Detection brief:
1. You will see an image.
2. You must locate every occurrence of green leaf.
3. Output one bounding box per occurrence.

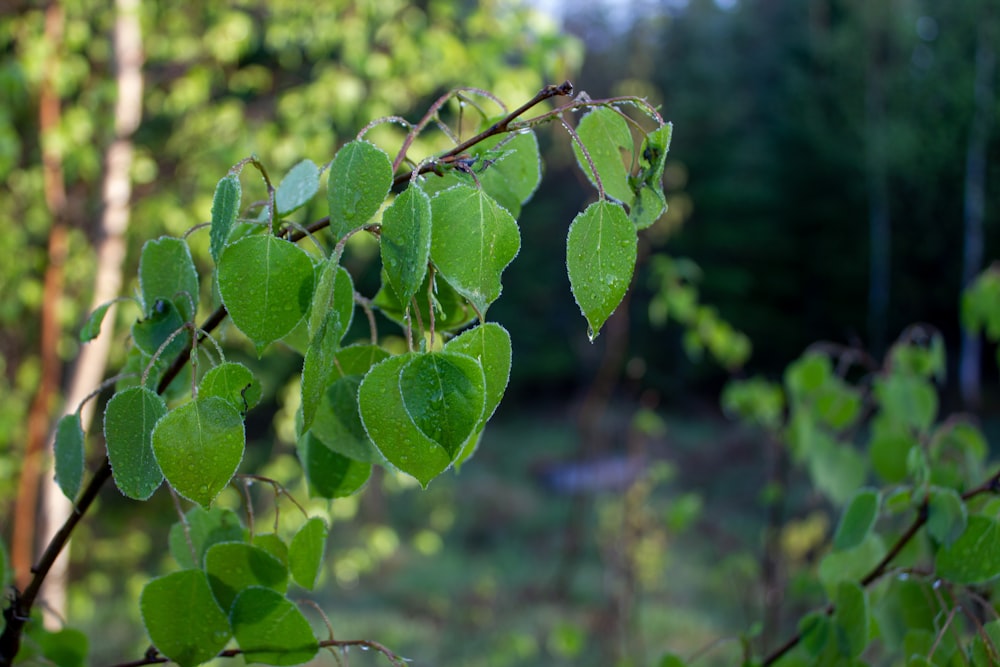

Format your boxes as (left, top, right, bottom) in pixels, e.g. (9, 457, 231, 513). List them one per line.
(289, 517, 327, 590)
(28, 627, 88, 667)
(566, 200, 637, 340)
(104, 387, 168, 500)
(373, 269, 477, 332)
(969, 619, 1000, 666)
(833, 488, 880, 551)
(308, 261, 354, 341)
(218, 235, 315, 354)
(630, 124, 672, 229)
(926, 487, 967, 547)
(79, 301, 113, 342)
(785, 353, 831, 403)
(54, 413, 85, 500)
(358, 354, 452, 487)
(0, 536, 8, 588)
(199, 362, 262, 414)
(275, 159, 319, 215)
(300, 310, 349, 433)
(230, 587, 319, 666)
(168, 506, 247, 569)
(657, 653, 688, 667)
(819, 535, 886, 595)
(296, 432, 372, 498)
(573, 106, 634, 203)
(430, 184, 521, 314)
(935, 515, 1000, 584)
(868, 416, 915, 483)
(210, 173, 242, 263)
(381, 184, 432, 303)
(139, 237, 200, 322)
(443, 322, 511, 426)
(327, 140, 393, 240)
(140, 570, 232, 667)
(205, 542, 288, 611)
(253, 534, 288, 568)
(807, 433, 867, 505)
(131, 298, 189, 360)
(331, 343, 391, 378)
(875, 373, 938, 433)
(152, 397, 245, 507)
(310, 375, 383, 462)
(798, 612, 831, 656)
(832, 582, 868, 657)
(399, 351, 486, 458)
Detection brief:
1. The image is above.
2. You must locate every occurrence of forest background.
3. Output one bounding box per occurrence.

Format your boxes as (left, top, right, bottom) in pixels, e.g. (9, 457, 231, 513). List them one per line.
(1, 0, 998, 665)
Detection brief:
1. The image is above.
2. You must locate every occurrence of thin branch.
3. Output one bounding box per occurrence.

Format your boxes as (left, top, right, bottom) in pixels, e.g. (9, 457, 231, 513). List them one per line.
(110, 638, 408, 667)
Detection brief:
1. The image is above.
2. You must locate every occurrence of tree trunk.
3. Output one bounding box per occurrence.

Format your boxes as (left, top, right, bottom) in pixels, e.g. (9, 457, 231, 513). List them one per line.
(959, 19, 996, 409)
(35, 0, 144, 624)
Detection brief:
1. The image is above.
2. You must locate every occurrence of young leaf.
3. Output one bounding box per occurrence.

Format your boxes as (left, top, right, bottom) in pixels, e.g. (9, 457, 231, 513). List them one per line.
(935, 515, 1000, 584)
(288, 517, 327, 590)
(358, 354, 452, 487)
(230, 587, 319, 666)
(833, 488, 880, 551)
(168, 506, 247, 569)
(327, 140, 393, 240)
(54, 413, 85, 500)
(373, 269, 476, 332)
(131, 298, 189, 360)
(140, 570, 232, 667)
(630, 123, 672, 229)
(104, 387, 167, 500)
(331, 344, 391, 378)
(573, 106, 634, 204)
(443, 322, 512, 425)
(152, 397, 245, 507)
(275, 159, 319, 216)
(199, 362, 262, 414)
(308, 261, 354, 341)
(210, 173, 242, 263)
(926, 487, 967, 547)
(139, 237, 200, 322)
(300, 309, 348, 433)
(217, 235, 315, 354)
(399, 351, 486, 458)
(79, 301, 113, 343)
(296, 432, 372, 499)
(430, 184, 521, 314)
(566, 200, 637, 340)
(205, 542, 288, 611)
(380, 184, 432, 303)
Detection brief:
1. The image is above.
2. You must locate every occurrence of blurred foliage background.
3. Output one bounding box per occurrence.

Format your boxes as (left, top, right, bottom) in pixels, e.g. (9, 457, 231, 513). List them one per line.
(2, 0, 999, 665)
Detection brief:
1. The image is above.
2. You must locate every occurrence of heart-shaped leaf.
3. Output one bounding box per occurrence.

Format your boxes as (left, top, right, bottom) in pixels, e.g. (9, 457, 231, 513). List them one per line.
(566, 200, 637, 340)
(327, 140, 393, 240)
(296, 432, 372, 499)
(430, 184, 520, 314)
(139, 237, 200, 322)
(444, 322, 512, 425)
(288, 517, 327, 590)
(210, 174, 242, 263)
(230, 587, 319, 666)
(199, 362, 261, 414)
(399, 351, 486, 458)
(140, 570, 232, 667)
(218, 235, 315, 354)
(380, 184, 432, 303)
(358, 354, 452, 487)
(573, 106, 634, 204)
(275, 159, 319, 216)
(152, 397, 245, 507)
(104, 386, 167, 500)
(205, 542, 287, 611)
(54, 413, 85, 500)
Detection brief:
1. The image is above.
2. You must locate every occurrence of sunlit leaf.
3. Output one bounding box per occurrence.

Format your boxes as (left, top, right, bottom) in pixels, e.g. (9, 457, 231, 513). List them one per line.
(358, 354, 452, 487)
(140, 570, 231, 667)
(430, 184, 521, 314)
(54, 413, 84, 500)
(327, 140, 393, 240)
(399, 351, 486, 458)
(275, 159, 319, 215)
(199, 362, 261, 414)
(139, 237, 200, 322)
(230, 587, 319, 666)
(152, 397, 245, 507)
(218, 235, 315, 354)
(289, 517, 327, 590)
(210, 173, 242, 264)
(104, 387, 167, 500)
(566, 200, 637, 340)
(296, 432, 372, 499)
(381, 184, 432, 303)
(573, 106, 634, 203)
(168, 506, 246, 569)
(205, 542, 287, 611)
